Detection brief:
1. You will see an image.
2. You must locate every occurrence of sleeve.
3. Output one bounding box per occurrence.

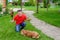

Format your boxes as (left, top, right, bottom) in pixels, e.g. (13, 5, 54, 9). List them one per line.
(24, 14, 27, 20)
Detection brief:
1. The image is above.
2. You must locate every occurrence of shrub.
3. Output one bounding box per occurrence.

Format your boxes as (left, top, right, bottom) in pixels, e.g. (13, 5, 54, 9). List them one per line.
(0, 4, 2, 17)
(24, 2, 31, 6)
(24, 0, 36, 6)
(3, 7, 9, 15)
(8, 3, 12, 7)
(12, 0, 18, 6)
(12, 2, 18, 6)
(58, 2, 60, 5)
(29, 0, 36, 6)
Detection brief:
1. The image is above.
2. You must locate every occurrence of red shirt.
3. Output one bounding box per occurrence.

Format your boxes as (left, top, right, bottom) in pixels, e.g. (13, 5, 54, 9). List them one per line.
(14, 14, 27, 24)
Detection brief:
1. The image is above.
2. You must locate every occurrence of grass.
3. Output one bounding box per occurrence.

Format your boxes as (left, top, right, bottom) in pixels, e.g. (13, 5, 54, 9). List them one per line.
(34, 9, 60, 27)
(7, 4, 21, 9)
(0, 14, 54, 40)
(25, 6, 60, 11)
(25, 6, 60, 27)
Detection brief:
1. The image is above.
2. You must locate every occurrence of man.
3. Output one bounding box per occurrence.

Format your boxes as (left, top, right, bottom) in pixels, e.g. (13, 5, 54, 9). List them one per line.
(12, 10, 27, 32)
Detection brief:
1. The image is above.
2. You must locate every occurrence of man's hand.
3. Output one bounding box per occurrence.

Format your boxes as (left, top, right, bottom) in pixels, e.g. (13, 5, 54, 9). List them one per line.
(27, 18, 31, 21)
(11, 20, 14, 23)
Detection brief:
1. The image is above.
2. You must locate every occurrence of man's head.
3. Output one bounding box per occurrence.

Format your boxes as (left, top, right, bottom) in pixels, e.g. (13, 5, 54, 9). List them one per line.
(17, 10, 22, 16)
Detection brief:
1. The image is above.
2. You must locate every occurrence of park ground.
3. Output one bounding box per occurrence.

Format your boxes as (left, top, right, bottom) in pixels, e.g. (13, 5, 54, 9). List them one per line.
(0, 13, 54, 40)
(0, 5, 60, 40)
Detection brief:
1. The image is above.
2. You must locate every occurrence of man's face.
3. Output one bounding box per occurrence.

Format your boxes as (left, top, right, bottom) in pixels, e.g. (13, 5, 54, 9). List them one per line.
(18, 11, 22, 16)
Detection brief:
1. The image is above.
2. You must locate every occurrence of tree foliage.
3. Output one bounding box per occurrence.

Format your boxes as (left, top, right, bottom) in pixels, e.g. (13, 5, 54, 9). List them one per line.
(53, 0, 58, 3)
(18, 0, 21, 5)
(29, 0, 36, 6)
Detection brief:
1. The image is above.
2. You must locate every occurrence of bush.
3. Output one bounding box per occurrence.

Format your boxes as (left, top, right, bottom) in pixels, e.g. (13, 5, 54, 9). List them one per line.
(29, 0, 36, 6)
(0, 4, 2, 17)
(3, 7, 9, 15)
(48, 4, 50, 8)
(8, 3, 13, 7)
(12, 2, 18, 6)
(24, 0, 36, 6)
(12, 0, 18, 6)
(58, 2, 60, 5)
(24, 2, 31, 6)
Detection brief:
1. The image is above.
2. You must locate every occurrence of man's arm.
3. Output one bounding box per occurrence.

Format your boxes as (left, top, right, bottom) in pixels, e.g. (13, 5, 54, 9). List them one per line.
(24, 14, 31, 21)
(25, 17, 31, 21)
(26, 17, 31, 21)
(11, 15, 16, 22)
(11, 19, 14, 22)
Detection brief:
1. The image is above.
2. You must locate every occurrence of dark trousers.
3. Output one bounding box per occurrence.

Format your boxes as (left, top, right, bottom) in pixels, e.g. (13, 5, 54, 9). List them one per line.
(16, 22, 26, 32)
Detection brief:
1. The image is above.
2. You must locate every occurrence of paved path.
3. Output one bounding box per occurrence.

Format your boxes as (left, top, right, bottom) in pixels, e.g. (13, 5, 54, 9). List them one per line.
(13, 8, 25, 12)
(23, 11, 60, 40)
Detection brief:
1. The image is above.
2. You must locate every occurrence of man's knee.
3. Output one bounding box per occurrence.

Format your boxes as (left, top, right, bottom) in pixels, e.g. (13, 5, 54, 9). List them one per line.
(21, 22, 26, 27)
(16, 24, 20, 32)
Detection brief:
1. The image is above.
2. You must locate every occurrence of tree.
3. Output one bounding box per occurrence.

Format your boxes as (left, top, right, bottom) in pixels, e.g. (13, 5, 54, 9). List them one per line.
(21, 0, 22, 11)
(43, 0, 47, 8)
(46, 0, 49, 11)
(3, 0, 9, 15)
(6, 0, 8, 5)
(29, 0, 36, 6)
(0, 5, 2, 12)
(43, 0, 49, 8)
(36, 0, 40, 13)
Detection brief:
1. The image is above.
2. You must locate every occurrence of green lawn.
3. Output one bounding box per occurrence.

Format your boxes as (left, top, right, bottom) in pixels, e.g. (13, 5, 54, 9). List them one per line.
(25, 6, 60, 11)
(0, 14, 54, 40)
(34, 9, 60, 27)
(7, 4, 21, 9)
(25, 6, 60, 27)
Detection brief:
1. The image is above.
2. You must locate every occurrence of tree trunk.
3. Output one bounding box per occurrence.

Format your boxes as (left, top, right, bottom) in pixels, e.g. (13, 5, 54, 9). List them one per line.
(36, 0, 39, 13)
(46, 0, 49, 11)
(3, 0, 6, 8)
(21, 0, 22, 11)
